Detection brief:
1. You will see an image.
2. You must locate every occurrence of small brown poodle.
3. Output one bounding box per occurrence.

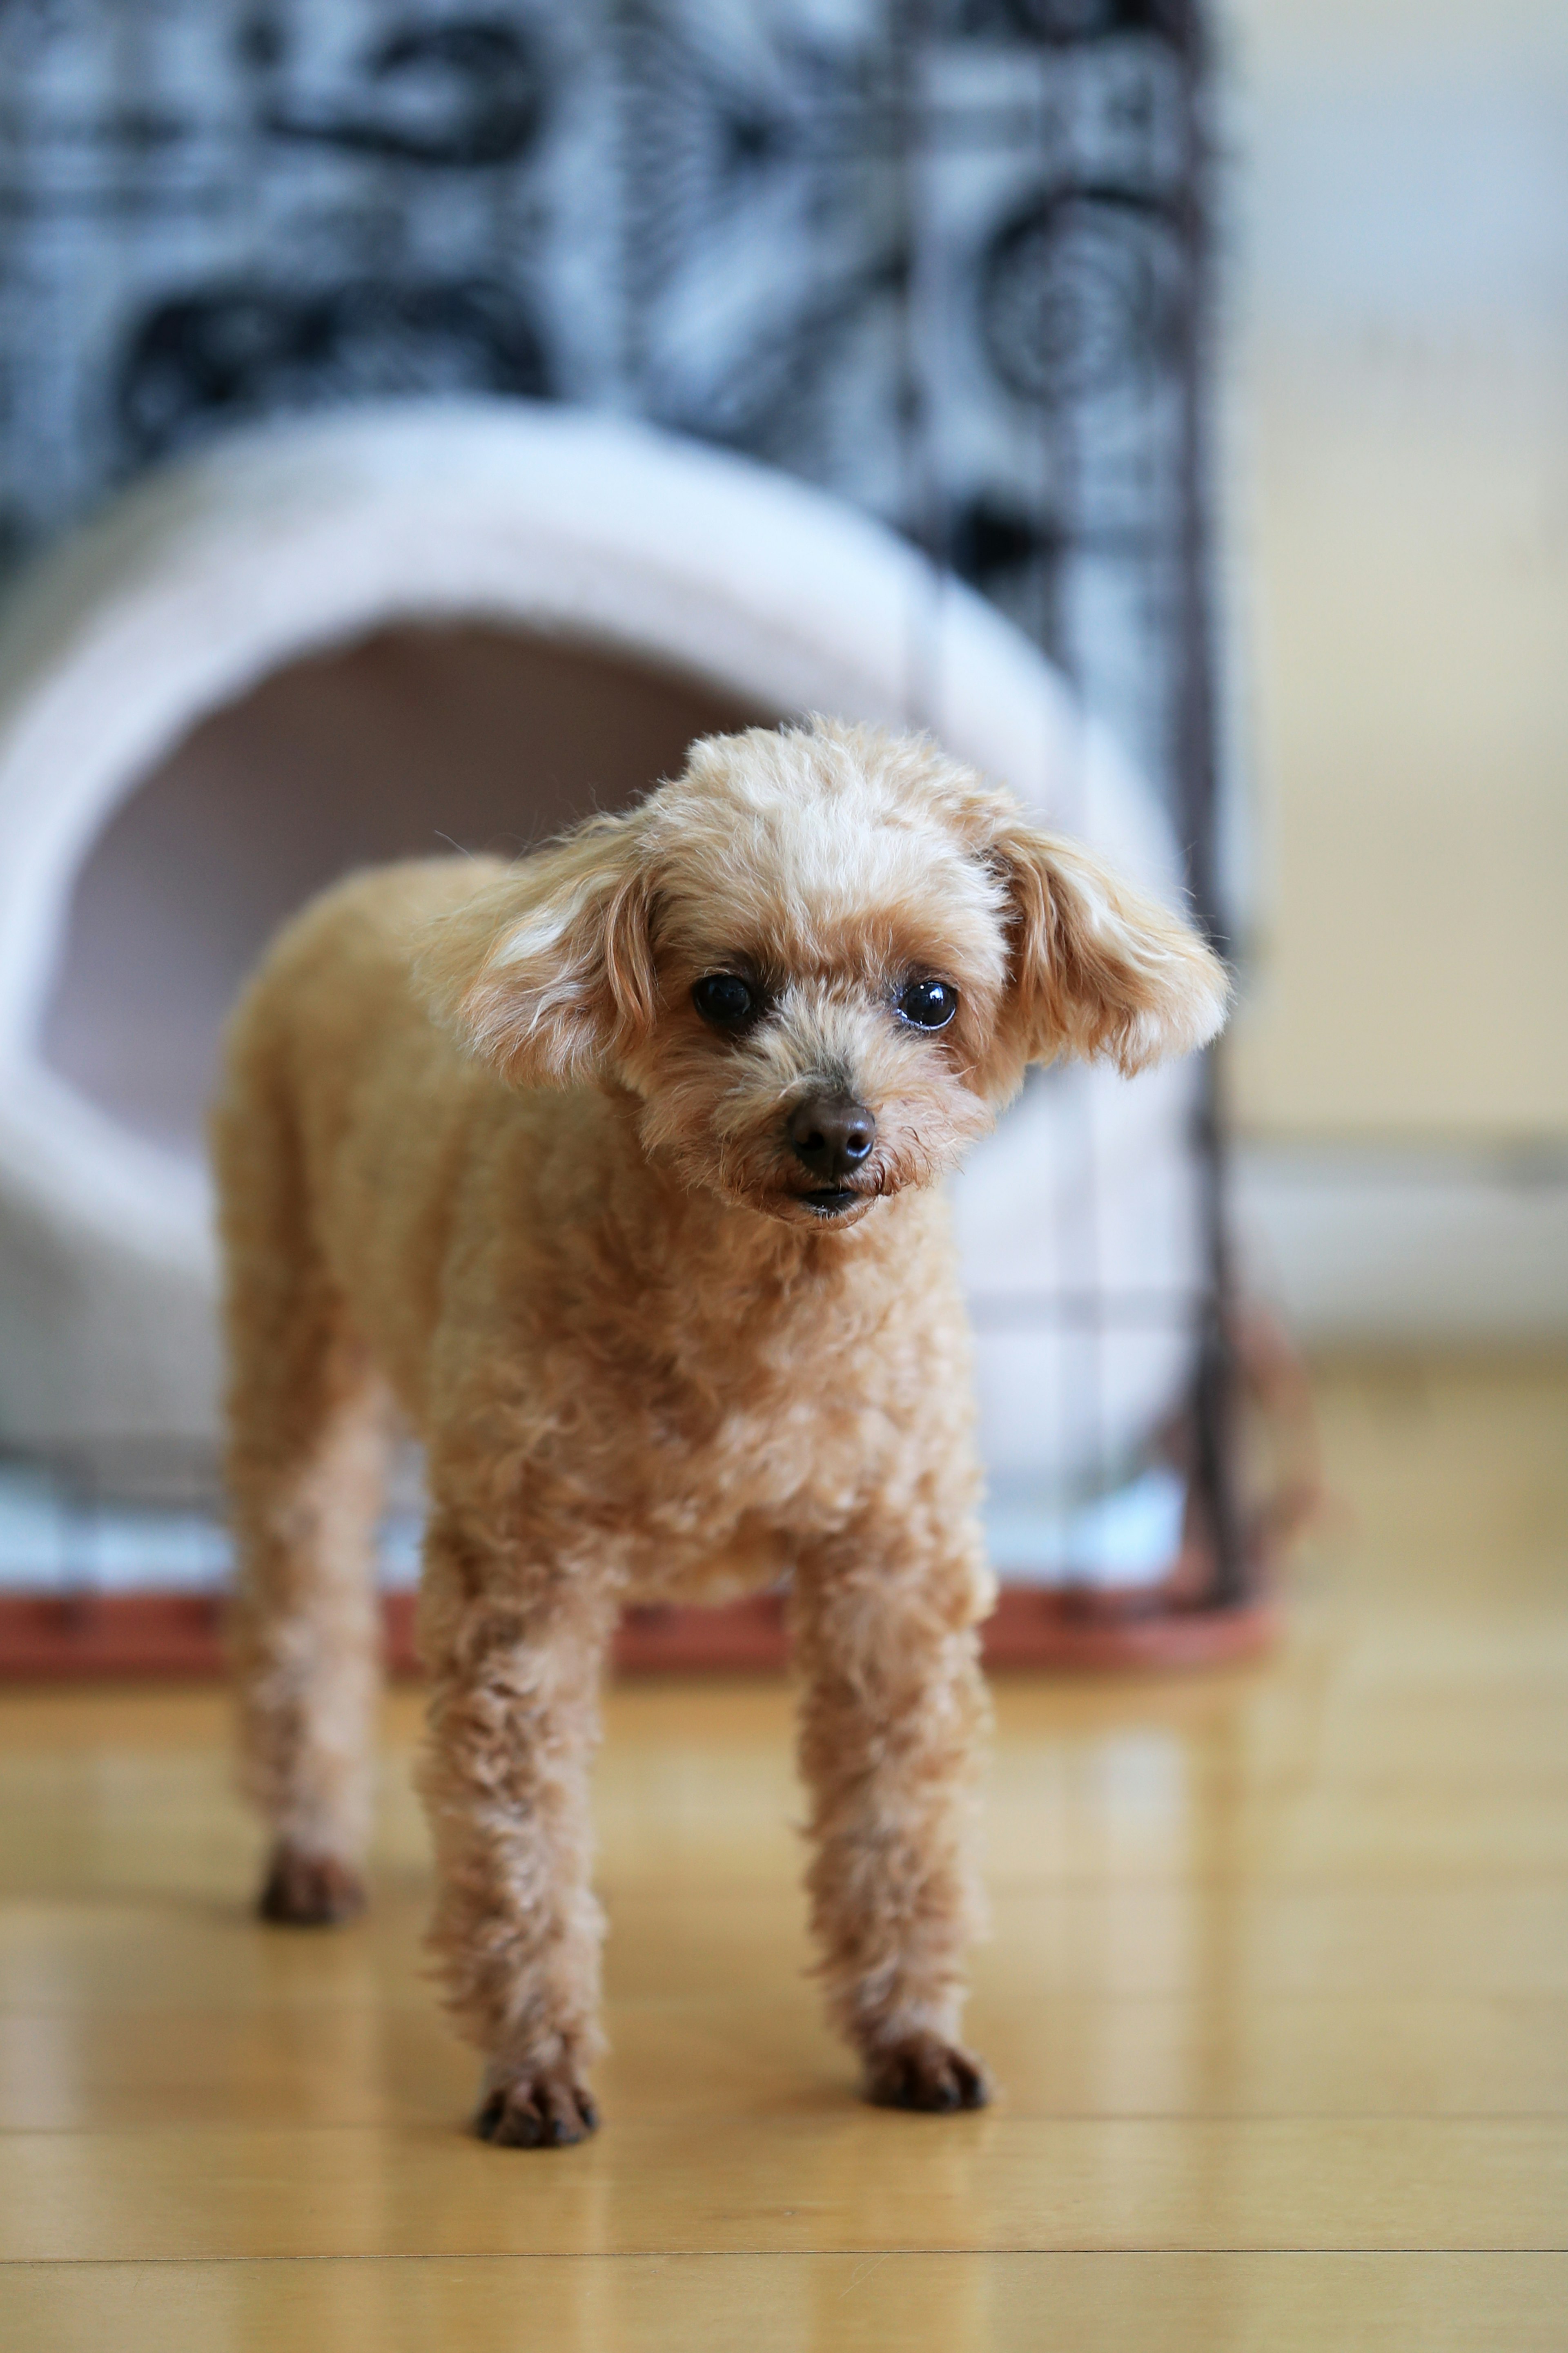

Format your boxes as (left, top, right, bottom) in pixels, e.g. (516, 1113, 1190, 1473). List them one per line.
(214, 718, 1227, 2147)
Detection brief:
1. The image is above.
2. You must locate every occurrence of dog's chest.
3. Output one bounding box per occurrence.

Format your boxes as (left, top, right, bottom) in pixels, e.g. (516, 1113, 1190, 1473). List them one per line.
(621, 1316, 898, 1515)
(615, 1378, 902, 1600)
(545, 1265, 954, 1588)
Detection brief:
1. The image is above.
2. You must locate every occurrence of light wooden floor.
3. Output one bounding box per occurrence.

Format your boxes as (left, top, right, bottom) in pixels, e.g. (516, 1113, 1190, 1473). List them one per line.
(1, 1358, 1565, 2349)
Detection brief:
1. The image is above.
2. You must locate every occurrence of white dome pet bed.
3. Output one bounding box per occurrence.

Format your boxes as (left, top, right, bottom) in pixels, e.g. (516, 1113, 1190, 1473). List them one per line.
(0, 400, 1205, 1571)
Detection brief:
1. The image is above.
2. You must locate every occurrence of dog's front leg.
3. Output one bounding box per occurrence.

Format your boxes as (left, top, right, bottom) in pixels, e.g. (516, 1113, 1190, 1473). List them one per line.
(416, 1508, 615, 2148)
(792, 1512, 994, 2112)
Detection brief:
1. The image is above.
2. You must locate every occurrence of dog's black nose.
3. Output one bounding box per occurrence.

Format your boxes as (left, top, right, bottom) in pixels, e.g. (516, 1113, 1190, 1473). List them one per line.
(787, 1094, 876, 1181)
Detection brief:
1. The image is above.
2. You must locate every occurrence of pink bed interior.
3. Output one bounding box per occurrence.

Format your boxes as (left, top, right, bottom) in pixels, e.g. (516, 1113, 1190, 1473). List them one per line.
(40, 624, 766, 1156)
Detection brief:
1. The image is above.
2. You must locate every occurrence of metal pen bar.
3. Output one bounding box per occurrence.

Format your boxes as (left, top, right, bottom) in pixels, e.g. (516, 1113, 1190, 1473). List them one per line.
(967, 1290, 1209, 1330)
(1170, 4, 1245, 1606)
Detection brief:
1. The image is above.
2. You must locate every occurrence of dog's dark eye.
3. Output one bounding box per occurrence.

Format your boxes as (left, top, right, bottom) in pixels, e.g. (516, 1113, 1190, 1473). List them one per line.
(897, 979, 958, 1031)
(693, 973, 760, 1030)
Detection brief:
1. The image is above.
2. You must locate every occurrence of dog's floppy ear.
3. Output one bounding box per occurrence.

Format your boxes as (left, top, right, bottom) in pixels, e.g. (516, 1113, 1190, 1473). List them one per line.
(419, 812, 658, 1085)
(991, 819, 1230, 1076)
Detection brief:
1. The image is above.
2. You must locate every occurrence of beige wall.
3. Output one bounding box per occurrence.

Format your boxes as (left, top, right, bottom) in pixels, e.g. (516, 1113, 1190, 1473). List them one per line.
(1224, 0, 1568, 1144)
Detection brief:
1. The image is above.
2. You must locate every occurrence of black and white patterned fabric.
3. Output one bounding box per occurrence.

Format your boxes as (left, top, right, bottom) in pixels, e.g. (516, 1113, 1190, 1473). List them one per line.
(0, 0, 1212, 820)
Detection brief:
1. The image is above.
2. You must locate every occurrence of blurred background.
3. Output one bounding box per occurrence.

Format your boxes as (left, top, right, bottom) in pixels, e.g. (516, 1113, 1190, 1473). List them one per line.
(0, 0, 1562, 1660)
(1227, 0, 1568, 1345)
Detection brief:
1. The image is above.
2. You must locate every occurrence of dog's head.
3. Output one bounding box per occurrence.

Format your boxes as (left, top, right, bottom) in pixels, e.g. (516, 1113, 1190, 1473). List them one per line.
(422, 720, 1229, 1229)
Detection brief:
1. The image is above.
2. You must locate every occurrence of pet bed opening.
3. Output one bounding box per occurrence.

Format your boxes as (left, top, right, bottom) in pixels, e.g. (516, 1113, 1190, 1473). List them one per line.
(38, 622, 765, 1159)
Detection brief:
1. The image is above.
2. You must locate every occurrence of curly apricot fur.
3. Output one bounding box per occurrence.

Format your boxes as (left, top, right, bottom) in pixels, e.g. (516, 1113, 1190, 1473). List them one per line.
(215, 720, 1227, 2136)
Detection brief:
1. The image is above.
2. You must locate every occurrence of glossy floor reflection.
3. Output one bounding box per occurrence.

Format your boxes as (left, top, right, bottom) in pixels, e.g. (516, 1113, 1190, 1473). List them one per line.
(1, 1357, 1566, 2347)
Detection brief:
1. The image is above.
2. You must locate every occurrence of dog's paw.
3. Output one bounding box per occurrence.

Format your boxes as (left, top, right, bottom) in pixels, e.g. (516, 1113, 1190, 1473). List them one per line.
(475, 2070, 600, 2150)
(257, 1845, 366, 1927)
(865, 2032, 991, 2114)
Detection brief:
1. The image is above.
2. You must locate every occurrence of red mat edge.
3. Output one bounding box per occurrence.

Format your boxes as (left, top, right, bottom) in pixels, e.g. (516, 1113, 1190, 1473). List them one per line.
(0, 1584, 1274, 1680)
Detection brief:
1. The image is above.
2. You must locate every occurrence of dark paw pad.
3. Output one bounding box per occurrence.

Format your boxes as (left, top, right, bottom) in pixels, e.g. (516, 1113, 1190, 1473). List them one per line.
(476, 2071, 599, 2150)
(257, 1847, 366, 1927)
(866, 2033, 991, 2114)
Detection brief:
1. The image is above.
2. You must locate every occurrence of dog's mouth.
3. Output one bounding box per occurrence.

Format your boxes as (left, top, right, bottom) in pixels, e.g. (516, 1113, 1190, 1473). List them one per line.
(799, 1187, 862, 1217)
(771, 1182, 879, 1225)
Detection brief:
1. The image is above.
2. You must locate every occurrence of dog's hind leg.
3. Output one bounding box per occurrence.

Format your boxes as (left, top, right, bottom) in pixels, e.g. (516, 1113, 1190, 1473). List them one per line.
(217, 1066, 390, 1927)
(416, 1500, 616, 2146)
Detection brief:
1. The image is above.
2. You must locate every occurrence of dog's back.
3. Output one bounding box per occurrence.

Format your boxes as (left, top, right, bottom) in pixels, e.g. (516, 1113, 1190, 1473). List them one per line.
(212, 856, 513, 1423)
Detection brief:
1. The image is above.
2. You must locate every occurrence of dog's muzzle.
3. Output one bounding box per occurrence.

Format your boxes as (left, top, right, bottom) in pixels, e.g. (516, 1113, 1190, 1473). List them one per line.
(786, 1093, 876, 1184)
